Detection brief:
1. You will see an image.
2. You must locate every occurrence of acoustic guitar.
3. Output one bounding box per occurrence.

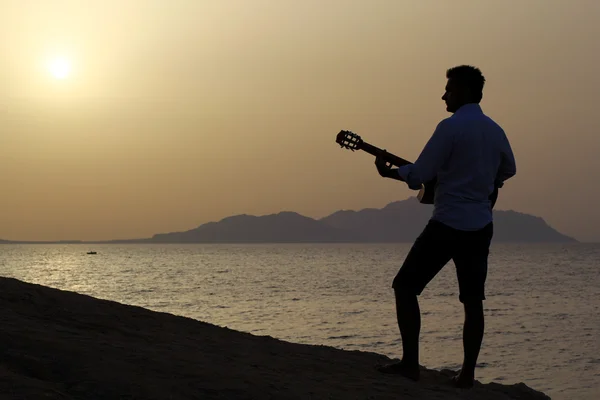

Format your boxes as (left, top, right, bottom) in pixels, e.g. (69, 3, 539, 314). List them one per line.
(335, 130, 499, 207)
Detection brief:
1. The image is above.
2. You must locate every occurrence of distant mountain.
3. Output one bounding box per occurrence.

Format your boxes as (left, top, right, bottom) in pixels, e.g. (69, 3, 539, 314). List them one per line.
(0, 198, 576, 244)
(149, 212, 363, 243)
(320, 197, 576, 242)
(146, 197, 576, 243)
(319, 198, 434, 242)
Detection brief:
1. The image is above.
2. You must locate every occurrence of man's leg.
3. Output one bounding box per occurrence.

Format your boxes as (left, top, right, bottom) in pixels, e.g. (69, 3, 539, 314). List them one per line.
(377, 221, 451, 380)
(377, 289, 422, 380)
(392, 288, 421, 377)
(454, 299, 484, 388)
(453, 222, 493, 388)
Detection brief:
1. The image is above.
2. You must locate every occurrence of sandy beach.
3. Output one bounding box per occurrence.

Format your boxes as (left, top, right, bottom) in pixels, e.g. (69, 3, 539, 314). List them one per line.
(0, 277, 551, 399)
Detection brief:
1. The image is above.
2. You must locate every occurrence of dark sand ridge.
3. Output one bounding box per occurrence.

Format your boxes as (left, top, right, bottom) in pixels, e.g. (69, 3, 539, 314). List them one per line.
(0, 277, 550, 399)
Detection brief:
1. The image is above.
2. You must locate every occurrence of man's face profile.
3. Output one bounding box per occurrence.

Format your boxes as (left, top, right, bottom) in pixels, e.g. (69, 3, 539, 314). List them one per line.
(442, 78, 461, 113)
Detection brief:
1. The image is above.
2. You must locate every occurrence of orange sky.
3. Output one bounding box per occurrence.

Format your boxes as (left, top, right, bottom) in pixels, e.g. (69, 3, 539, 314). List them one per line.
(1, 1, 599, 242)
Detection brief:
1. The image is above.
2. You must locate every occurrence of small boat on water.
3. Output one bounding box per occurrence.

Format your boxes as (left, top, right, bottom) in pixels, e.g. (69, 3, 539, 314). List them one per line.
(87, 251, 97, 255)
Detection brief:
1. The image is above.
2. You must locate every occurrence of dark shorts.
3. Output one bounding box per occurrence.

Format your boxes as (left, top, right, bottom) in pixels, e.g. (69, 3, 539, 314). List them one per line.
(392, 219, 493, 303)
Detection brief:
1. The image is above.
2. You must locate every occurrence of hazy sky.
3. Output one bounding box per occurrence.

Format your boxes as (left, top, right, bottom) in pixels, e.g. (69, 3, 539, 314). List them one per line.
(1, 0, 599, 242)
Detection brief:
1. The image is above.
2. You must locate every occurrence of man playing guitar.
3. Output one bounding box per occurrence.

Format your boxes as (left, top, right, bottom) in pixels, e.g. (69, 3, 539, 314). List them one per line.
(373, 65, 517, 388)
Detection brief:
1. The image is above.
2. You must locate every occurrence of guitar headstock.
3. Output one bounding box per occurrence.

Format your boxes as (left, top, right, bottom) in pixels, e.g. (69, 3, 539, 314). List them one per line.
(336, 130, 363, 151)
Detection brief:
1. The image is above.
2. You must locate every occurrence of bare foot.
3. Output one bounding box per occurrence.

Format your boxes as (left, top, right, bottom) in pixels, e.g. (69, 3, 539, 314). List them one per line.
(451, 371, 475, 389)
(375, 360, 420, 381)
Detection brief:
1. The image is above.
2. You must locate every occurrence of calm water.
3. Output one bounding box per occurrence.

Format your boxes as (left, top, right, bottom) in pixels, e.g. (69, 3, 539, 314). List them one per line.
(1, 243, 598, 399)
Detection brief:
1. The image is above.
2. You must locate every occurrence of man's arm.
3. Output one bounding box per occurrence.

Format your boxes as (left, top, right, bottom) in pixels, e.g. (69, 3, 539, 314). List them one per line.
(495, 135, 517, 188)
(397, 119, 455, 190)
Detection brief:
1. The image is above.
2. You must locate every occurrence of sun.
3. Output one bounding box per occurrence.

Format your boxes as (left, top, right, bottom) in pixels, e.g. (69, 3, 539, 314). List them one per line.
(48, 57, 72, 80)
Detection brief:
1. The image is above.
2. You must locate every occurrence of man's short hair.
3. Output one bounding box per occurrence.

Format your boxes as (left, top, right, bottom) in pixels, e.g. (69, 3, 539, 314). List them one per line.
(446, 65, 486, 102)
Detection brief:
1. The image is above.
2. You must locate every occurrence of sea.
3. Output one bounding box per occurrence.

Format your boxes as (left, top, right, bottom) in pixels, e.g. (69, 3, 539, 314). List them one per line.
(0, 243, 598, 400)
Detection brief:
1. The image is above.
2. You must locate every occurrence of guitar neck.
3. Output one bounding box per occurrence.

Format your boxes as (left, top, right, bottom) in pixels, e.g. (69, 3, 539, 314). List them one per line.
(360, 141, 413, 167)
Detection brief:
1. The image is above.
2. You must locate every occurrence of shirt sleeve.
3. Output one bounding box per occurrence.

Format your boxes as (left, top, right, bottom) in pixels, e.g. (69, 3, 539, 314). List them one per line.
(396, 119, 455, 190)
(495, 134, 517, 188)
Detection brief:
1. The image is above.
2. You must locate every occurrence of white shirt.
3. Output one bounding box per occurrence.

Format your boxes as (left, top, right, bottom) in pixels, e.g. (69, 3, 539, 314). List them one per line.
(397, 103, 517, 231)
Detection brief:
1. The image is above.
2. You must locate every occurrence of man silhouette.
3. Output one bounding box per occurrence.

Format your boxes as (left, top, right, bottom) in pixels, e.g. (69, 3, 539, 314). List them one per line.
(374, 65, 516, 388)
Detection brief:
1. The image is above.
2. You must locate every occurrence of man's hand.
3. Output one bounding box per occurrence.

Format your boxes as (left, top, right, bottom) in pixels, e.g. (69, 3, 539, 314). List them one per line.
(375, 155, 399, 179)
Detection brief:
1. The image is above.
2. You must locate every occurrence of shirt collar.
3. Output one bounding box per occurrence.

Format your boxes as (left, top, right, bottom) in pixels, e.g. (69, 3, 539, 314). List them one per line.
(454, 103, 483, 116)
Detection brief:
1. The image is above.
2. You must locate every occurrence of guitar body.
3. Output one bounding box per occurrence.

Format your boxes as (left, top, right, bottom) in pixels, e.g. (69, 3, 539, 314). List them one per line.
(336, 130, 499, 208)
(417, 180, 437, 204)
